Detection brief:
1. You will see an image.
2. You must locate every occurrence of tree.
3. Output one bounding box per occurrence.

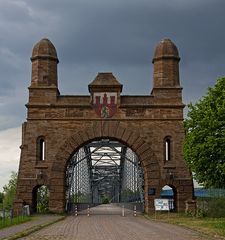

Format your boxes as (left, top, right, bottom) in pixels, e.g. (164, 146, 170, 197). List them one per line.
(3, 171, 18, 209)
(184, 77, 225, 188)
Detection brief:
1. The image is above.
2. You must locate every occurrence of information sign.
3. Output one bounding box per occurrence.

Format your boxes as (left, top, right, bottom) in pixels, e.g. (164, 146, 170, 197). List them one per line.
(154, 199, 169, 211)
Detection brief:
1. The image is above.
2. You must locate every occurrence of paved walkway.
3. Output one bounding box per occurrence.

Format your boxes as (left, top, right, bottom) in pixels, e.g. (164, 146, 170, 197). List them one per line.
(15, 205, 208, 240)
(0, 215, 63, 240)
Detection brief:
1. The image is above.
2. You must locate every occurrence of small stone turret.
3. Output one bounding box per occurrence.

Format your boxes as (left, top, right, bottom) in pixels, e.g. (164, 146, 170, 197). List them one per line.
(28, 38, 59, 104)
(31, 38, 59, 87)
(152, 39, 180, 88)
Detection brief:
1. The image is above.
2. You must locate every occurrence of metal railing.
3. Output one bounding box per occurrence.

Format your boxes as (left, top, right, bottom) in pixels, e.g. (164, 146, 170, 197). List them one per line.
(0, 206, 30, 228)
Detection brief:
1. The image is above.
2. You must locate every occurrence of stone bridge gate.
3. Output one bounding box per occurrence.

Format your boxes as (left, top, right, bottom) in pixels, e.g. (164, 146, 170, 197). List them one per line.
(14, 38, 194, 213)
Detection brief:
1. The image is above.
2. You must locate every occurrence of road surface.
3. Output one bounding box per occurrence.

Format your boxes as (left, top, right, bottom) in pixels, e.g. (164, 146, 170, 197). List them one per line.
(19, 204, 207, 240)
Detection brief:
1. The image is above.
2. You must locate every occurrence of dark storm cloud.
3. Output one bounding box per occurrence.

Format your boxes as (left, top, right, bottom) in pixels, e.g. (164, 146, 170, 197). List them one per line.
(26, 0, 225, 64)
(0, 0, 225, 129)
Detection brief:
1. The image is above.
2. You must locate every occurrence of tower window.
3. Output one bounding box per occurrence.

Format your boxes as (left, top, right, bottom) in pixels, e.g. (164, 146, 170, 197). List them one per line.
(37, 137, 45, 161)
(164, 137, 171, 161)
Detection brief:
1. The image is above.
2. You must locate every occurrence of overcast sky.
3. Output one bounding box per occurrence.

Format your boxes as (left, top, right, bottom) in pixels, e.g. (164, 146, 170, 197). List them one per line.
(0, 0, 224, 191)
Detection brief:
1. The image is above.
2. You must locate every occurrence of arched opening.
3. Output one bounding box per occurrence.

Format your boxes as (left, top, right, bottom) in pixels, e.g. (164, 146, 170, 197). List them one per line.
(32, 185, 49, 213)
(65, 138, 144, 213)
(160, 185, 177, 211)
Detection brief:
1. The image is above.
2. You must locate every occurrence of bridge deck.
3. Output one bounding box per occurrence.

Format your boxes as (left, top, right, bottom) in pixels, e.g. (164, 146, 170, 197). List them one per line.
(19, 204, 204, 240)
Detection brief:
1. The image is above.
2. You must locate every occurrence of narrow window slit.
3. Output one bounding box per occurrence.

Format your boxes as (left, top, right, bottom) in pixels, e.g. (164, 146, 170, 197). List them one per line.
(165, 138, 171, 161)
(37, 137, 45, 161)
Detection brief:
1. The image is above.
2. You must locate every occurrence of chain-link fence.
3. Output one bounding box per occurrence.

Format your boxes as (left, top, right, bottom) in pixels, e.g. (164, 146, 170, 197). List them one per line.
(195, 188, 225, 217)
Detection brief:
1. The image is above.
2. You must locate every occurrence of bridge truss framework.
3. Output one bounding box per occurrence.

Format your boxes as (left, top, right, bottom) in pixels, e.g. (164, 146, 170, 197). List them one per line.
(65, 139, 144, 210)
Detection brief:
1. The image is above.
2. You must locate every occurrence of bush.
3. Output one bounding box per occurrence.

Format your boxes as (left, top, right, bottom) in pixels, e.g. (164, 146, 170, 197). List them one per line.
(207, 198, 225, 218)
(197, 197, 225, 218)
(195, 208, 207, 218)
(102, 197, 110, 204)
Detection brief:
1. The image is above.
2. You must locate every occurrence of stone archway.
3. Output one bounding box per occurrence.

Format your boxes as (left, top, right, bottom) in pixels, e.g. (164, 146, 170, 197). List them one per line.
(32, 185, 49, 213)
(14, 38, 195, 215)
(49, 121, 159, 213)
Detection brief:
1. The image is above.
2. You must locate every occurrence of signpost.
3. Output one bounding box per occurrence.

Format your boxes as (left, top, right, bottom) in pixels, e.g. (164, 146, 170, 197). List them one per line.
(154, 198, 170, 219)
(154, 199, 169, 211)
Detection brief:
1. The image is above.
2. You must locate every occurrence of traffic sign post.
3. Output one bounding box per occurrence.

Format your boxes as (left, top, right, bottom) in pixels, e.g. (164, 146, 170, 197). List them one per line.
(154, 199, 170, 219)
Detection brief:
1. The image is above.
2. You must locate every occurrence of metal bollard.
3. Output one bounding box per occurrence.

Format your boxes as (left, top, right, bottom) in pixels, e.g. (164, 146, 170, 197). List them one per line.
(87, 205, 90, 217)
(75, 205, 78, 217)
(122, 205, 125, 217)
(133, 205, 137, 217)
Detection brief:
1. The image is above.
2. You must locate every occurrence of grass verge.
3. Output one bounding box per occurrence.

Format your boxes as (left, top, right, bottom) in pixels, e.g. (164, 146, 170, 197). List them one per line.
(5, 215, 66, 240)
(0, 216, 32, 230)
(145, 212, 225, 240)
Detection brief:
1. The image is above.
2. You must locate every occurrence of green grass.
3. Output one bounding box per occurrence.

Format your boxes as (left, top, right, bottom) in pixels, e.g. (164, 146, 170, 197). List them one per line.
(146, 212, 225, 239)
(0, 215, 32, 229)
(6, 215, 66, 240)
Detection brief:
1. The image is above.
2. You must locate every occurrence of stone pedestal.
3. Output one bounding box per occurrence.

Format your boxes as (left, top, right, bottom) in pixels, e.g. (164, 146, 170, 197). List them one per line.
(185, 199, 196, 214)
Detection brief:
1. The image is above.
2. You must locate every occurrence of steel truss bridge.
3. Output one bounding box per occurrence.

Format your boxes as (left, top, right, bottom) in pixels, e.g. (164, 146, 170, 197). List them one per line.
(65, 139, 144, 211)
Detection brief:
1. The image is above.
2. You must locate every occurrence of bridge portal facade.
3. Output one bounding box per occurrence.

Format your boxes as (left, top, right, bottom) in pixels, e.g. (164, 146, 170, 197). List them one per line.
(14, 38, 194, 213)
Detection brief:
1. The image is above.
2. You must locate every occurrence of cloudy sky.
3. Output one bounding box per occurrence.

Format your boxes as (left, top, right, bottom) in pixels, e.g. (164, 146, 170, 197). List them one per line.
(0, 0, 224, 191)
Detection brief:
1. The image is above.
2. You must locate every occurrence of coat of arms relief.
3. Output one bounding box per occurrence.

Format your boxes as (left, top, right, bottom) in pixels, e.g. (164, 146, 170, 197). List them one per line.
(92, 92, 117, 118)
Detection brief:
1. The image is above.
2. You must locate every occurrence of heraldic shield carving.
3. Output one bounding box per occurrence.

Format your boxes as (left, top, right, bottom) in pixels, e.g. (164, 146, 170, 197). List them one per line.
(93, 92, 117, 118)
